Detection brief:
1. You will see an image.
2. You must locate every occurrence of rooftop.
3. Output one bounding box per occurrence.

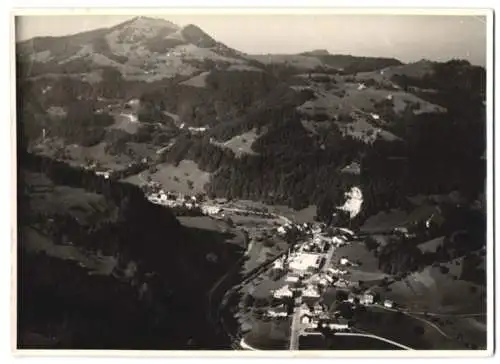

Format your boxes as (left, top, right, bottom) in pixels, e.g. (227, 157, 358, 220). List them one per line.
(289, 252, 321, 272)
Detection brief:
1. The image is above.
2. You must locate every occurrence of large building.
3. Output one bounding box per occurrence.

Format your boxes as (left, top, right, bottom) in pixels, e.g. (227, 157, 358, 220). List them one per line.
(289, 253, 322, 273)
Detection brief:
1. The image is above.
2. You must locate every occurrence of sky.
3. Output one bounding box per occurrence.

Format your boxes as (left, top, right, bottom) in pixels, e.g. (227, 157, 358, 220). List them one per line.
(15, 13, 488, 66)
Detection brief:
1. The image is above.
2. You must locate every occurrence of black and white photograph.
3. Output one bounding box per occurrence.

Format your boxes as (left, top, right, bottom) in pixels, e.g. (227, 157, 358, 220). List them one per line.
(12, 8, 493, 354)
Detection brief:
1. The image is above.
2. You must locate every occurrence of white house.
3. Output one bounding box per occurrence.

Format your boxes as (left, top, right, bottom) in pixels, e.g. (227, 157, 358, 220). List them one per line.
(360, 292, 375, 305)
(384, 300, 394, 308)
(268, 306, 288, 318)
(285, 275, 299, 284)
(371, 113, 380, 120)
(340, 257, 350, 266)
(302, 285, 320, 299)
(332, 236, 345, 245)
(277, 226, 287, 235)
(301, 315, 313, 325)
(327, 268, 340, 275)
(273, 259, 284, 270)
(318, 278, 328, 286)
(329, 322, 349, 331)
(95, 170, 111, 179)
(357, 83, 367, 90)
(273, 285, 293, 299)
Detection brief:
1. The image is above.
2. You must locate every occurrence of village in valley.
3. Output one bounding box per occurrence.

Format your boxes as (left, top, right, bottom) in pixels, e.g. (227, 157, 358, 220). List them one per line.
(233, 219, 406, 350)
(128, 168, 402, 349)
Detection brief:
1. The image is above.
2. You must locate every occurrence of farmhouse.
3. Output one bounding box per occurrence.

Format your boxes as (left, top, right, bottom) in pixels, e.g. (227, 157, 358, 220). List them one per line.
(329, 321, 350, 331)
(339, 257, 350, 266)
(360, 291, 375, 305)
(201, 205, 221, 215)
(267, 305, 288, 318)
(95, 170, 111, 179)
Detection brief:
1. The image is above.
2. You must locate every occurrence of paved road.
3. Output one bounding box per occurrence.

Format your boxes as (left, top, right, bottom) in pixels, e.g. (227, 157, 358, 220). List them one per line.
(408, 311, 486, 318)
(322, 240, 337, 271)
(289, 298, 303, 350)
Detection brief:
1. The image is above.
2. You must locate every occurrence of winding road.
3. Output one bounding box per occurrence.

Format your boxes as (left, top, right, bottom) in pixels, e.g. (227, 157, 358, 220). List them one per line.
(371, 304, 485, 341)
(335, 332, 415, 350)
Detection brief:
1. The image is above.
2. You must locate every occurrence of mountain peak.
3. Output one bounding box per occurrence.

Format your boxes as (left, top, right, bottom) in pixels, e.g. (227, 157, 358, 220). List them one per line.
(180, 24, 217, 48)
(120, 16, 180, 31)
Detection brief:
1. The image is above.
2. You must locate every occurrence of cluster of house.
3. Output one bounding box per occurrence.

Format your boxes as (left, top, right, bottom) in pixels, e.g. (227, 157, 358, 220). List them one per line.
(261, 223, 398, 335)
(264, 227, 355, 327)
(83, 157, 151, 180)
(346, 290, 394, 309)
(147, 190, 201, 209)
(276, 221, 313, 236)
(276, 221, 351, 238)
(299, 303, 350, 332)
(146, 188, 226, 216)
